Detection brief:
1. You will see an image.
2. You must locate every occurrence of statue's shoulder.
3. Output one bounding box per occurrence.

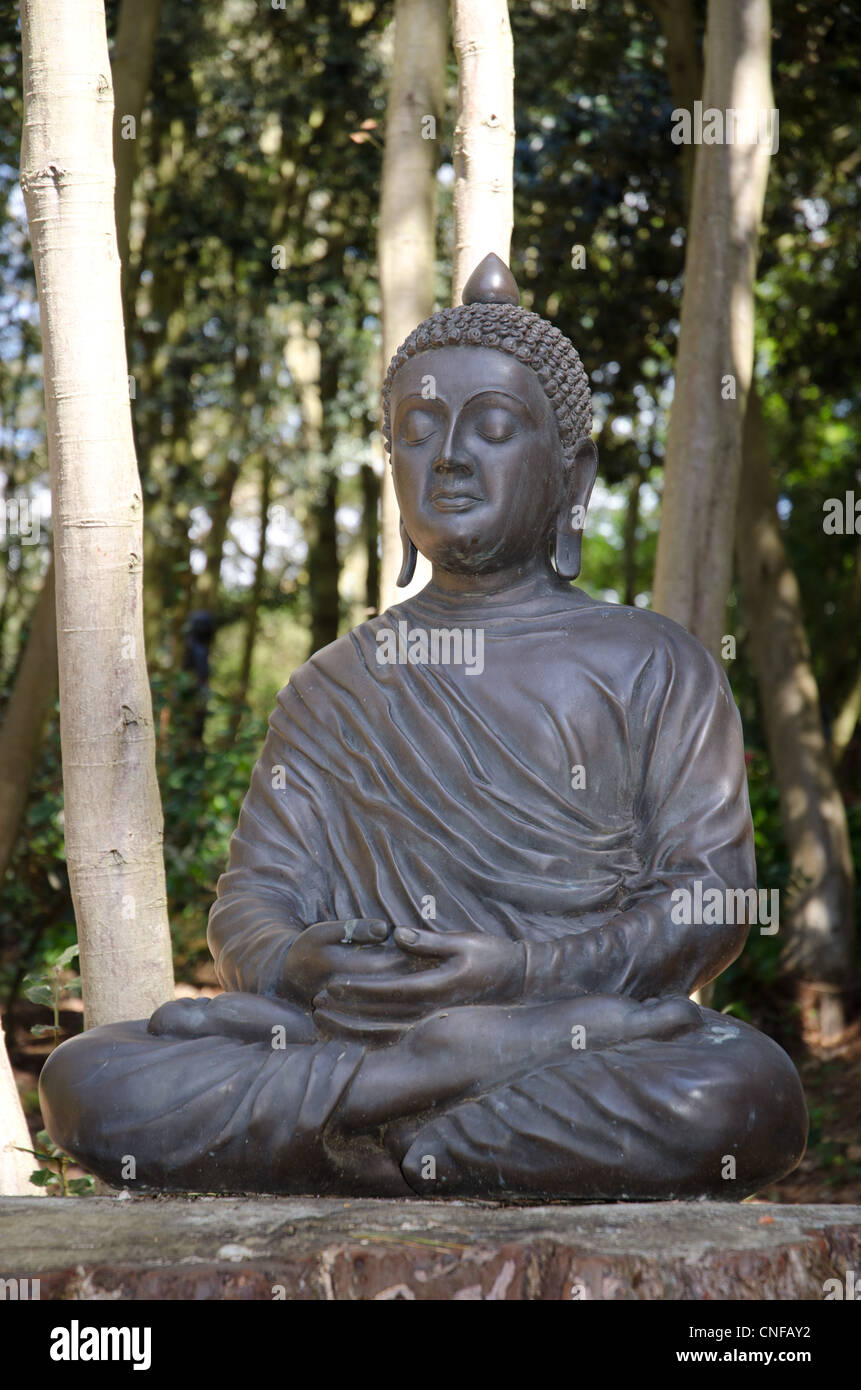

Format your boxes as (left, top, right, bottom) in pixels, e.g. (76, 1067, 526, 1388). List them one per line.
(570, 594, 728, 686)
(274, 614, 388, 707)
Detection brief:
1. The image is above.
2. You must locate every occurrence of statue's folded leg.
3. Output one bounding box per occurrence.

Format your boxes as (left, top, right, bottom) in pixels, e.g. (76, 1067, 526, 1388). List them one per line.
(38, 1008, 412, 1196)
(399, 1009, 808, 1201)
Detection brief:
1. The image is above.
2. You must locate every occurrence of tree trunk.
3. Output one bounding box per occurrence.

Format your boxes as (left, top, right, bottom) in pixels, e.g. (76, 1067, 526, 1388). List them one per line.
(652, 0, 773, 660)
(194, 456, 242, 609)
(623, 472, 641, 608)
(112, 0, 162, 310)
(645, 0, 701, 209)
(378, 0, 447, 608)
(20, 0, 174, 1028)
(0, 560, 58, 885)
(361, 459, 381, 615)
(0, 0, 161, 893)
(308, 468, 340, 656)
(232, 457, 272, 731)
(737, 393, 856, 1042)
(450, 0, 515, 306)
(0, 1014, 40, 1196)
(832, 664, 861, 766)
(648, 0, 854, 1026)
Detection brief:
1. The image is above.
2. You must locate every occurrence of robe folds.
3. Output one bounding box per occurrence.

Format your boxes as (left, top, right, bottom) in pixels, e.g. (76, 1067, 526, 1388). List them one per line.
(40, 583, 808, 1198)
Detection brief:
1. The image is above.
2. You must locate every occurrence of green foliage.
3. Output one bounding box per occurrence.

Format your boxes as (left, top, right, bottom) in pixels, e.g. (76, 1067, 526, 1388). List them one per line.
(0, 0, 858, 1027)
(19, 1130, 94, 1198)
(151, 670, 270, 970)
(22, 942, 81, 1048)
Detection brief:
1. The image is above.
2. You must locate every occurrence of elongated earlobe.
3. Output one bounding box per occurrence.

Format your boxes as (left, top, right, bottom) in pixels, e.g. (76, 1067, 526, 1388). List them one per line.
(554, 438, 597, 580)
(553, 509, 583, 581)
(396, 517, 418, 587)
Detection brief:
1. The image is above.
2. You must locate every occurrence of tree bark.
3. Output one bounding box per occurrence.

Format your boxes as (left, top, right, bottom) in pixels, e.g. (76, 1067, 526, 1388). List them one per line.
(0, 561, 58, 885)
(0, 0, 162, 893)
(648, 0, 855, 1023)
(450, 0, 515, 306)
(308, 468, 340, 656)
(652, 0, 773, 660)
(0, 1014, 40, 1196)
(111, 0, 162, 309)
(832, 664, 861, 766)
(645, 0, 701, 209)
(20, 0, 174, 1028)
(623, 472, 641, 608)
(232, 457, 272, 731)
(361, 458, 381, 614)
(378, 0, 447, 608)
(737, 393, 856, 1041)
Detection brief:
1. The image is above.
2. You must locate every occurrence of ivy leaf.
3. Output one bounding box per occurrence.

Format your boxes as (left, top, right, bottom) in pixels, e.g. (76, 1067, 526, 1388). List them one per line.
(29, 1168, 56, 1186)
(52, 944, 80, 971)
(68, 1177, 95, 1196)
(22, 976, 53, 1008)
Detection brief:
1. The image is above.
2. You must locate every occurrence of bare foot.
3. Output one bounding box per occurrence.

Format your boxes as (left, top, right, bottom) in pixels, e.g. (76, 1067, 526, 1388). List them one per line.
(567, 994, 704, 1048)
(147, 993, 317, 1044)
(402, 994, 704, 1075)
(339, 995, 703, 1131)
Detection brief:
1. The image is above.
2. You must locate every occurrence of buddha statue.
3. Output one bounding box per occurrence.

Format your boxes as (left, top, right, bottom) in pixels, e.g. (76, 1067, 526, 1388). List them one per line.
(40, 255, 807, 1200)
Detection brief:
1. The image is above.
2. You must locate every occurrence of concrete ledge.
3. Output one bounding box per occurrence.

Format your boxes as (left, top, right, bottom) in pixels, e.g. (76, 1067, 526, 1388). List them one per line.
(1, 1196, 859, 1300)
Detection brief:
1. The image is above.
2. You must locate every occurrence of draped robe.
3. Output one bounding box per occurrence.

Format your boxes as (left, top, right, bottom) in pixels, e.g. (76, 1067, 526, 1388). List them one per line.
(40, 584, 807, 1198)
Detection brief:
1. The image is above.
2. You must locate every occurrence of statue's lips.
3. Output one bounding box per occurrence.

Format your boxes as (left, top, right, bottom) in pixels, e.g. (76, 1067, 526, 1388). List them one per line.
(430, 491, 483, 512)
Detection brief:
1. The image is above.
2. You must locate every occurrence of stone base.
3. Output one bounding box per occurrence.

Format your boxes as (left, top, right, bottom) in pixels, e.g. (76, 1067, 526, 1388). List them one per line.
(1, 1196, 858, 1300)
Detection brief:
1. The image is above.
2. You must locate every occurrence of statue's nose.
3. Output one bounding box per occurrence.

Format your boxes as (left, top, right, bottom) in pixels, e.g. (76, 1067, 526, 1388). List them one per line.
(435, 419, 473, 474)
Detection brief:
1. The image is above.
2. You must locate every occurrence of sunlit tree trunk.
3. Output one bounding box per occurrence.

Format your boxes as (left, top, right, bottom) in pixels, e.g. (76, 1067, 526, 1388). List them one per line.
(0, 0, 161, 890)
(737, 393, 855, 1042)
(0, 1015, 39, 1195)
(0, 561, 57, 885)
(378, 0, 447, 608)
(308, 468, 340, 656)
(232, 456, 272, 731)
(649, 0, 855, 1031)
(645, 0, 701, 208)
(361, 458, 381, 614)
(831, 551, 861, 764)
(20, 0, 174, 1028)
(450, 0, 514, 305)
(112, 0, 162, 309)
(652, 0, 773, 660)
(622, 473, 641, 607)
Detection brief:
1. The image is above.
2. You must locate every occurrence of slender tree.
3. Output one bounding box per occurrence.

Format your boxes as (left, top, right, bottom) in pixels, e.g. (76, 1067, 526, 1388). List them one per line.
(652, 0, 773, 659)
(20, 0, 174, 1027)
(0, 560, 56, 885)
(0, 1015, 40, 1195)
(233, 456, 273, 733)
(737, 394, 856, 1041)
(0, 0, 162, 893)
(378, 0, 447, 607)
(112, 0, 163, 308)
(648, 0, 856, 1032)
(450, 0, 515, 305)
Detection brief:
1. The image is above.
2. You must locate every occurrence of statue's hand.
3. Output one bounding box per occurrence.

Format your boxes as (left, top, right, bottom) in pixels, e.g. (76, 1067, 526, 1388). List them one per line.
(323, 928, 527, 1013)
(282, 919, 418, 1005)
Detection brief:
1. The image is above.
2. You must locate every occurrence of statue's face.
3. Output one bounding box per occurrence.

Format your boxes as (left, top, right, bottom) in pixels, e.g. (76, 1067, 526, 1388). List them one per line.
(390, 347, 565, 575)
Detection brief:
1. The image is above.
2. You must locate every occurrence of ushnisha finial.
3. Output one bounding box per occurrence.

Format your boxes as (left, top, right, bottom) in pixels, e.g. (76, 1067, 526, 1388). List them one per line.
(461, 252, 520, 307)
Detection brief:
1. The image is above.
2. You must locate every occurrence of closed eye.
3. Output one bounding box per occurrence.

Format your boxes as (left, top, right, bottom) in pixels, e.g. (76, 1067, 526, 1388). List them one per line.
(474, 408, 519, 442)
(400, 408, 440, 445)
